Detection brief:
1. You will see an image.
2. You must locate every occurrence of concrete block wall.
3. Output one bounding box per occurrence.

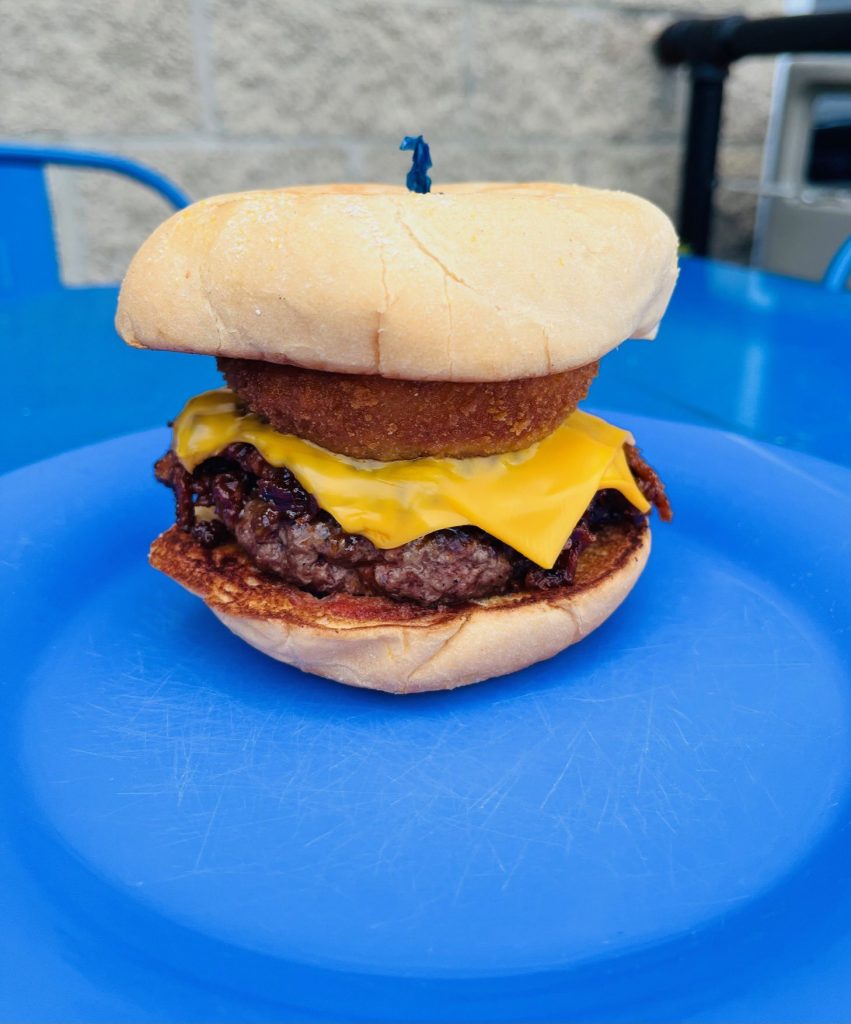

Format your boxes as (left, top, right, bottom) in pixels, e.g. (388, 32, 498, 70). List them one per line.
(0, 0, 781, 283)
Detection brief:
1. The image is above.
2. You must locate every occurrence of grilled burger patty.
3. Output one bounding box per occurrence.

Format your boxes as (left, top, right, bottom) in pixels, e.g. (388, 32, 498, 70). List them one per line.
(155, 443, 670, 608)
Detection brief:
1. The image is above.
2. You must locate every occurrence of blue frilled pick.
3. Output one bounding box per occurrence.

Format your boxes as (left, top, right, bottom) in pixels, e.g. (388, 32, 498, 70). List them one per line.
(400, 135, 432, 194)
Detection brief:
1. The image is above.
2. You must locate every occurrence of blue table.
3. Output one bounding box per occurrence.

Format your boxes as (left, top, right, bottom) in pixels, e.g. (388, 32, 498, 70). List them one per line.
(3, 286, 219, 473)
(4, 256, 850, 474)
(593, 256, 851, 465)
(3, 256, 851, 1023)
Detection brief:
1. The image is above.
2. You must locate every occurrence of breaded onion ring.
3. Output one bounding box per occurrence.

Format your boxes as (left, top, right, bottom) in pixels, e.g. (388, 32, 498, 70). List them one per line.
(218, 359, 599, 461)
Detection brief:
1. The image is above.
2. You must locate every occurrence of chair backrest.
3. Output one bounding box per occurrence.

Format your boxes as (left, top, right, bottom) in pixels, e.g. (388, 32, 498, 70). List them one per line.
(0, 145, 190, 296)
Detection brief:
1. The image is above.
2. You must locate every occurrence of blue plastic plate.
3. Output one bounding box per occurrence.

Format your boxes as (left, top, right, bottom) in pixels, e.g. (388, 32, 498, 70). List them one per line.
(3, 414, 851, 1022)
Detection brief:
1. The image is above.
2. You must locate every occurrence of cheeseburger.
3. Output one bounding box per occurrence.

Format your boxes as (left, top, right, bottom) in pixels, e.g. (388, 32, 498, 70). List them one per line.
(116, 182, 676, 694)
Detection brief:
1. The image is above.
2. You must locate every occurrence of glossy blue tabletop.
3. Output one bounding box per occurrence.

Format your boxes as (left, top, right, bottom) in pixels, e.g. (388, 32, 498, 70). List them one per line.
(2, 285, 219, 473)
(592, 255, 851, 465)
(3, 257, 851, 1021)
(3, 257, 850, 473)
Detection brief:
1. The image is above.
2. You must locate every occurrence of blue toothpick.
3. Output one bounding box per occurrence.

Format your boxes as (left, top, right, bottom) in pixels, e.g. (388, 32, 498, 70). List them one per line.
(400, 135, 432, 194)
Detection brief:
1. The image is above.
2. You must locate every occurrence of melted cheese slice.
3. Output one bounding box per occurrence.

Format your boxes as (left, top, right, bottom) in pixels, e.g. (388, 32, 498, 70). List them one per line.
(173, 390, 649, 568)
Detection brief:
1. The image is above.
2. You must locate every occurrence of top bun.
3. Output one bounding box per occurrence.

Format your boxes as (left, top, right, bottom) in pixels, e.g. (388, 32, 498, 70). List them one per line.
(116, 182, 678, 382)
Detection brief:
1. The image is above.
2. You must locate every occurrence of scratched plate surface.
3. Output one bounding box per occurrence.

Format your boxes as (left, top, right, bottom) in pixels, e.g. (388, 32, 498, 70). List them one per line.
(3, 417, 851, 1022)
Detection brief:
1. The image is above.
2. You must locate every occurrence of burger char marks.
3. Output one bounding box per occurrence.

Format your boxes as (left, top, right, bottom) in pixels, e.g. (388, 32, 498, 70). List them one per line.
(625, 443, 671, 521)
(155, 442, 669, 608)
(237, 500, 515, 606)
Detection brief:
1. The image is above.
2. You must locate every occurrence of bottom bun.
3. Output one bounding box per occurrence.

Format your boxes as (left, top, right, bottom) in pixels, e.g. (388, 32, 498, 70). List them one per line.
(149, 523, 651, 694)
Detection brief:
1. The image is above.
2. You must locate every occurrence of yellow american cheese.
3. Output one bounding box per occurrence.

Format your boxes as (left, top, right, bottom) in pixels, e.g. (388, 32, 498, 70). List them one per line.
(173, 390, 650, 568)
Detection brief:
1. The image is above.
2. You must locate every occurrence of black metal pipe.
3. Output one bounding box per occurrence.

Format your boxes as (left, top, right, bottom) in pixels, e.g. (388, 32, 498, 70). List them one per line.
(655, 15, 745, 67)
(654, 12, 851, 255)
(679, 65, 727, 257)
(656, 12, 851, 67)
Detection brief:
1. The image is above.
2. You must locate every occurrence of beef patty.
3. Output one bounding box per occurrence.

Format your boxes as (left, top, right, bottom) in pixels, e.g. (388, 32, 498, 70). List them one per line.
(155, 442, 670, 608)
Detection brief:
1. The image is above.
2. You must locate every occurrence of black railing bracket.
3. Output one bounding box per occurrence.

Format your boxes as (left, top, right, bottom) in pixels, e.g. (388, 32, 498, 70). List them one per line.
(654, 13, 851, 255)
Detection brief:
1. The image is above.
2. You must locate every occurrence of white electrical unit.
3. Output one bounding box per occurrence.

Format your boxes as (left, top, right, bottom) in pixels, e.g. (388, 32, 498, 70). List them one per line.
(754, 57, 851, 283)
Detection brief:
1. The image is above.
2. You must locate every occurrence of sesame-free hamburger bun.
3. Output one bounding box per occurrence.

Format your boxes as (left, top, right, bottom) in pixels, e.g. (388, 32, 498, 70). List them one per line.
(115, 182, 678, 383)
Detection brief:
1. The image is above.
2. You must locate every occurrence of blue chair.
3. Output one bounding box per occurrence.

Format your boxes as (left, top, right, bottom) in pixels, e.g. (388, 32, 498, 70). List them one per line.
(0, 144, 190, 296)
(1, 144, 226, 473)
